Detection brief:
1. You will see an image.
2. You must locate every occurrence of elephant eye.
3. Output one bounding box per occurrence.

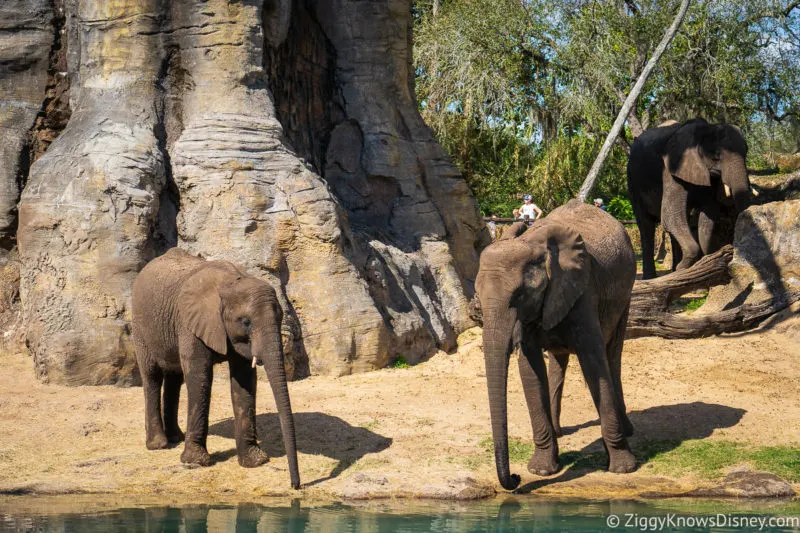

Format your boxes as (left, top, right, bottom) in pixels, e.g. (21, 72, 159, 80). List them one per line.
(240, 317, 251, 328)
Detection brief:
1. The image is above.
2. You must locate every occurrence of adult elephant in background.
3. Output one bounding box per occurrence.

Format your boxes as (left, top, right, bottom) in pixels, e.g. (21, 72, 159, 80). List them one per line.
(476, 201, 636, 491)
(628, 118, 752, 279)
(132, 248, 300, 489)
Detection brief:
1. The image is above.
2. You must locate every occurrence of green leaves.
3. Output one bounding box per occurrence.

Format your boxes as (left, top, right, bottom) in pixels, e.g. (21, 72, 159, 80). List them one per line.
(414, 0, 799, 212)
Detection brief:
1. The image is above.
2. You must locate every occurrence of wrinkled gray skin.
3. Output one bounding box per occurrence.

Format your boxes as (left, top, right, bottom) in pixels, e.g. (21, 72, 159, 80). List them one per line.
(628, 118, 752, 279)
(132, 248, 299, 489)
(476, 201, 636, 490)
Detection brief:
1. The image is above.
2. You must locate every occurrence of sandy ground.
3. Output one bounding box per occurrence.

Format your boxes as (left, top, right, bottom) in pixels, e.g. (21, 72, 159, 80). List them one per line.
(1, 307, 799, 502)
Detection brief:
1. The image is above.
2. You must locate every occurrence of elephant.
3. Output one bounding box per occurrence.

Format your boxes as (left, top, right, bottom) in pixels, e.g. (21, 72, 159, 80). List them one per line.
(475, 200, 636, 490)
(627, 117, 752, 279)
(131, 247, 300, 489)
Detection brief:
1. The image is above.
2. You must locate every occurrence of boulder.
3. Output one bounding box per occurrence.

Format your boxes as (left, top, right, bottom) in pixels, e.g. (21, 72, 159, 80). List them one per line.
(704, 200, 800, 314)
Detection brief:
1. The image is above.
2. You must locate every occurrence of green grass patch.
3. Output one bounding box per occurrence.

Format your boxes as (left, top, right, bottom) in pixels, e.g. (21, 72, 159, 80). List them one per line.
(668, 294, 708, 314)
(389, 355, 410, 369)
(638, 440, 800, 481)
(467, 437, 800, 482)
(683, 295, 707, 313)
(479, 436, 533, 464)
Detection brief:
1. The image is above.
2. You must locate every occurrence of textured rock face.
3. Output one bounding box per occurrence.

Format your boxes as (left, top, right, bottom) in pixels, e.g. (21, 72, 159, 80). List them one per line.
(705, 200, 800, 313)
(0, 1, 55, 247)
(8, 0, 488, 384)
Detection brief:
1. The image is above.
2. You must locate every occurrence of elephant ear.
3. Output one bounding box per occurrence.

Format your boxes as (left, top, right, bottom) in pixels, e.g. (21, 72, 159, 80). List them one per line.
(542, 225, 590, 331)
(498, 221, 528, 240)
(177, 269, 228, 354)
(664, 122, 714, 187)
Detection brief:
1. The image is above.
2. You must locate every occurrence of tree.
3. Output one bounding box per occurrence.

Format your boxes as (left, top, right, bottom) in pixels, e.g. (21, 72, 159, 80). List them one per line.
(415, 0, 800, 212)
(578, 0, 692, 202)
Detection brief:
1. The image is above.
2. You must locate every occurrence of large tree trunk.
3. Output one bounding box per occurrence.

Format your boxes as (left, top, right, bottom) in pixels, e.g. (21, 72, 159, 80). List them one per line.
(6, 0, 489, 384)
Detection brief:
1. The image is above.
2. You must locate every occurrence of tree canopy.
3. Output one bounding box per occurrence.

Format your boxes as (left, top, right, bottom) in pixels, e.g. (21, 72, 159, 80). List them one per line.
(414, 0, 800, 217)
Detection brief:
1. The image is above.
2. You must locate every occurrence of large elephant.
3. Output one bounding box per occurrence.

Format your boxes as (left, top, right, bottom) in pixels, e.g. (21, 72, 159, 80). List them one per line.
(628, 118, 752, 279)
(476, 200, 636, 490)
(131, 248, 300, 489)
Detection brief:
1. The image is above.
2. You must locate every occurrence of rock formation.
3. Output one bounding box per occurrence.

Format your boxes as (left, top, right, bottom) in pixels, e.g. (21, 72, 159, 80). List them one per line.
(704, 199, 800, 313)
(2, 0, 488, 384)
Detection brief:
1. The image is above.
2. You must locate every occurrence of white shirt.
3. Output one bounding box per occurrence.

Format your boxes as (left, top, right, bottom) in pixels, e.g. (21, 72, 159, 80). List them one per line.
(519, 203, 539, 219)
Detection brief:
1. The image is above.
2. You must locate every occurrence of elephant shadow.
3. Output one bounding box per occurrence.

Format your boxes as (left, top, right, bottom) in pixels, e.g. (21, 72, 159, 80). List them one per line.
(516, 402, 746, 493)
(208, 412, 392, 485)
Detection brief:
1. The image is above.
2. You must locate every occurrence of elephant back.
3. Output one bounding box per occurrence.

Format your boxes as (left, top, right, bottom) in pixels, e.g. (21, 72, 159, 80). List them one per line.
(541, 200, 636, 309)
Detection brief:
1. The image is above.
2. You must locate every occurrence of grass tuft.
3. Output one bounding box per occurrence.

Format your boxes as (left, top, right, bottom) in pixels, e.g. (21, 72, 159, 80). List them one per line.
(389, 355, 410, 369)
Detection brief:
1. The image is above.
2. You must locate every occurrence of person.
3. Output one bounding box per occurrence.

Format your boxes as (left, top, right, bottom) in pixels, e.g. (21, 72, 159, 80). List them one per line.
(593, 198, 607, 212)
(487, 214, 499, 240)
(512, 208, 520, 220)
(518, 195, 542, 224)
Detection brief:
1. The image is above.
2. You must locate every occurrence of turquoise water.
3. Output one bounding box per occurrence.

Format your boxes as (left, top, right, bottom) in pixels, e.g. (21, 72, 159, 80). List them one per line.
(1, 497, 799, 532)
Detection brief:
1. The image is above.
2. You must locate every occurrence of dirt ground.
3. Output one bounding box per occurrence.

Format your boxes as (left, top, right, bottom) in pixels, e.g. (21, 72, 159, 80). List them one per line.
(1, 305, 799, 502)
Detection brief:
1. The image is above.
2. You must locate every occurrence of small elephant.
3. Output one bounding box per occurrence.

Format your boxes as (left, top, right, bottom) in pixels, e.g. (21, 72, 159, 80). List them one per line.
(476, 200, 636, 490)
(628, 118, 753, 279)
(131, 248, 300, 489)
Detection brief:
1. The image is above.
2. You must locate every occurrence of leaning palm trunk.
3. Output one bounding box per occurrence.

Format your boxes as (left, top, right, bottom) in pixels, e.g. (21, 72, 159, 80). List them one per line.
(577, 0, 692, 202)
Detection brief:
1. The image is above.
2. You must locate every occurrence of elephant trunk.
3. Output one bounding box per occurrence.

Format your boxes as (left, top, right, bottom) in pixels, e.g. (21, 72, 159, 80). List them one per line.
(721, 150, 751, 213)
(255, 328, 300, 489)
(482, 304, 521, 491)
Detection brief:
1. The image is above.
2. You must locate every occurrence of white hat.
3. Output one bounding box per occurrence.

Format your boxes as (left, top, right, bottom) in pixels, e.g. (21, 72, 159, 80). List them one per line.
(593, 198, 603, 205)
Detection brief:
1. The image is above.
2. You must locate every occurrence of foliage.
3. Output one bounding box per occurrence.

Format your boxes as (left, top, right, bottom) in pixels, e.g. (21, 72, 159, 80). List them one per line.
(606, 196, 636, 220)
(414, 0, 800, 211)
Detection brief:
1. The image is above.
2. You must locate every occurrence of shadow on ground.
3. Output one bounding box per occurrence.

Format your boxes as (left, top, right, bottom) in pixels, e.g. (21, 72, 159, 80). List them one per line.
(516, 402, 746, 493)
(209, 412, 392, 486)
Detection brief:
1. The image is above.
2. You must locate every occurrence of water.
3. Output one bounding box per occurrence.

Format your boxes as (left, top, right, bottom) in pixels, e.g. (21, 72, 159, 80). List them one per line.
(1, 497, 798, 532)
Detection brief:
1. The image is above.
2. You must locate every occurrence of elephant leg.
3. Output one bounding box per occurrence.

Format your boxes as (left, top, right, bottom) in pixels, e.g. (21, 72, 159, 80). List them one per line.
(697, 201, 722, 255)
(637, 214, 658, 280)
(662, 180, 701, 271)
(179, 336, 213, 466)
(669, 233, 683, 272)
(547, 351, 569, 437)
(142, 362, 168, 450)
(162, 373, 185, 443)
(519, 335, 560, 476)
(606, 305, 633, 437)
(229, 356, 268, 468)
(572, 306, 636, 473)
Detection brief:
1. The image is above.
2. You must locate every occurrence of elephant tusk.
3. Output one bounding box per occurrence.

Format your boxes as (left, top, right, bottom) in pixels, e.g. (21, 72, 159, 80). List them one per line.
(724, 184, 732, 197)
(751, 187, 760, 197)
(251, 356, 257, 369)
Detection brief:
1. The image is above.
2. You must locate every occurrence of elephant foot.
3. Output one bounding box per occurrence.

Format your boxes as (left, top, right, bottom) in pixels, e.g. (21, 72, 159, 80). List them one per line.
(676, 257, 697, 271)
(608, 447, 637, 474)
(238, 445, 269, 468)
(166, 428, 185, 444)
(181, 443, 212, 467)
(528, 447, 561, 476)
(146, 433, 169, 450)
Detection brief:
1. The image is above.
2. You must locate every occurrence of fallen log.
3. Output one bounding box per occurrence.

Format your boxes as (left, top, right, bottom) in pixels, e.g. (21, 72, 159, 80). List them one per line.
(627, 245, 800, 339)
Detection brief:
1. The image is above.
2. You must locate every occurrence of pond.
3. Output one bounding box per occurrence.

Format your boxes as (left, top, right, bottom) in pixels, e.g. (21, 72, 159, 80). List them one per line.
(1, 496, 799, 532)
